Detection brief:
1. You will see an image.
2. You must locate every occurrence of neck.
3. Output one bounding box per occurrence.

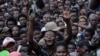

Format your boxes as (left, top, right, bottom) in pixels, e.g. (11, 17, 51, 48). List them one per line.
(47, 45, 54, 49)
(46, 46, 54, 53)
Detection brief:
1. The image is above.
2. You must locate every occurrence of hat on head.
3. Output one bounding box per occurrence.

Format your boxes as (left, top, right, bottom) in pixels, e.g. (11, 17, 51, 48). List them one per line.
(10, 51, 21, 56)
(2, 37, 15, 47)
(2, 27, 10, 33)
(44, 22, 61, 31)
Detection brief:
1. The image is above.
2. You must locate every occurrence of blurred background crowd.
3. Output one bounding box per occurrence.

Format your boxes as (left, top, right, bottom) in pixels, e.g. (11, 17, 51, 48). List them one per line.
(0, 0, 100, 56)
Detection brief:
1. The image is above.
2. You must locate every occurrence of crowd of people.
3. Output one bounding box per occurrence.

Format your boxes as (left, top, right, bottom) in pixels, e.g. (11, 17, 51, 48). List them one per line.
(0, 0, 100, 56)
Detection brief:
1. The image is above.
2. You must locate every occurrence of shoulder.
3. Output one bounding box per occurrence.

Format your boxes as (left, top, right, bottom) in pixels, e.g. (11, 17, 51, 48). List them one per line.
(38, 38, 47, 47)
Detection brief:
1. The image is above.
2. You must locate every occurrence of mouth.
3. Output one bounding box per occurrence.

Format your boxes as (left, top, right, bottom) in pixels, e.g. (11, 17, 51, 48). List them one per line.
(46, 40, 53, 45)
(47, 40, 53, 43)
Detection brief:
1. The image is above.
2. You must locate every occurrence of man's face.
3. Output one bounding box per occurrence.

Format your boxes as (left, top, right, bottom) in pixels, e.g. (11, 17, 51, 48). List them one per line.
(50, 4, 55, 10)
(6, 42, 16, 52)
(65, 0, 71, 5)
(64, 0, 71, 9)
(13, 11, 20, 18)
(7, 21, 15, 29)
(4, 13, 10, 19)
(72, 26, 78, 36)
(43, 14, 51, 24)
(91, 35, 100, 46)
(21, 7, 28, 14)
(84, 31, 91, 40)
(79, 46, 89, 54)
(54, 45, 67, 56)
(33, 30, 41, 42)
(70, 13, 78, 22)
(68, 44, 75, 53)
(58, 22, 65, 27)
(80, 9, 87, 15)
(20, 46, 29, 56)
(89, 14, 98, 26)
(44, 31, 56, 46)
(79, 18, 87, 25)
(12, 27, 19, 36)
(19, 17, 27, 26)
(90, 18, 98, 26)
(20, 33, 27, 43)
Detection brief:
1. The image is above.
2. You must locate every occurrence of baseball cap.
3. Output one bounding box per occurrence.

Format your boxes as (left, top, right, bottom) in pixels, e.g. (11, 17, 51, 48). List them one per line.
(44, 21, 61, 31)
(2, 37, 15, 47)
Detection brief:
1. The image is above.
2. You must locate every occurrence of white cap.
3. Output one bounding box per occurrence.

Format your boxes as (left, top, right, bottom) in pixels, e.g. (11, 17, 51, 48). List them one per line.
(2, 37, 15, 47)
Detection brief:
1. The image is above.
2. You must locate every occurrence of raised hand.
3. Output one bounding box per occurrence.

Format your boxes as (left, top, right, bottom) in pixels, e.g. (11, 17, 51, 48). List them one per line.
(63, 10, 70, 20)
(62, 10, 72, 44)
(28, 13, 35, 21)
(73, 23, 78, 26)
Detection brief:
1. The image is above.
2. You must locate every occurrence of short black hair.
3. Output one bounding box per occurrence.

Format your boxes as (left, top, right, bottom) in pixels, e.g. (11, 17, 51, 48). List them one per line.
(18, 14, 27, 21)
(6, 16, 17, 26)
(71, 7, 78, 13)
(52, 10, 60, 15)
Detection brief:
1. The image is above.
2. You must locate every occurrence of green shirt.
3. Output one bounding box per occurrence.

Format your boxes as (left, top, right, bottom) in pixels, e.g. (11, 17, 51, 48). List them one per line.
(0, 50, 9, 56)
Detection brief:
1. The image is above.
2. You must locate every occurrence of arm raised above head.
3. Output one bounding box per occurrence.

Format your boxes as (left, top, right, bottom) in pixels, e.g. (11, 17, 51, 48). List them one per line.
(73, 23, 89, 29)
(27, 14, 38, 51)
(63, 10, 72, 44)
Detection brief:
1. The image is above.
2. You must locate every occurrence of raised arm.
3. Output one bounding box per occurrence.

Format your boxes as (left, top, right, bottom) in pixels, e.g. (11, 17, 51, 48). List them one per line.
(63, 10, 72, 44)
(73, 23, 89, 29)
(27, 15, 38, 51)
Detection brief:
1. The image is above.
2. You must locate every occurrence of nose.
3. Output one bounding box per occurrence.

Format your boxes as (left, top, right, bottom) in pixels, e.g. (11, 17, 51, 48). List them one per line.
(47, 36, 52, 39)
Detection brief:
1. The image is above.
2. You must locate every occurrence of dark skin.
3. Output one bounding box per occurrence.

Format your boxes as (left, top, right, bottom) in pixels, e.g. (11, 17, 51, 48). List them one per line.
(27, 10, 72, 54)
(73, 23, 89, 29)
(73, 14, 98, 30)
